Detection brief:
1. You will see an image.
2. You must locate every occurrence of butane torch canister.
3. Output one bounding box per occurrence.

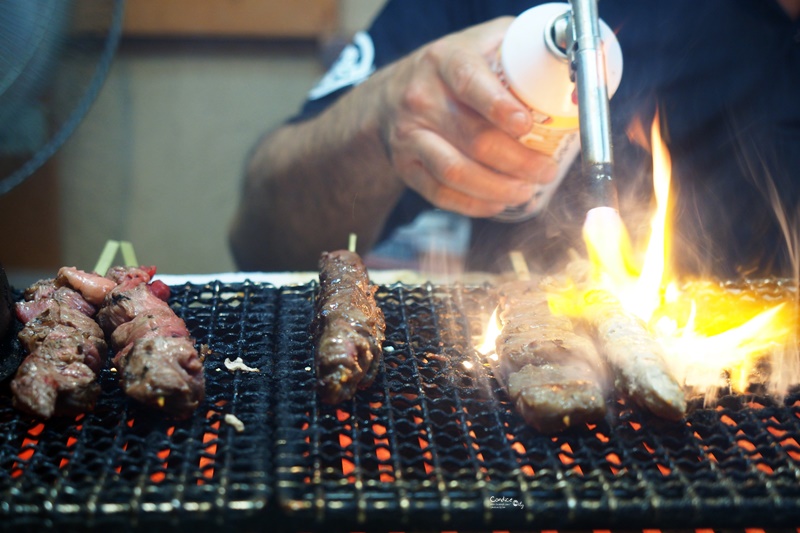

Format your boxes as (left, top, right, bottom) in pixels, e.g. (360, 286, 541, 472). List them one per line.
(492, 2, 623, 222)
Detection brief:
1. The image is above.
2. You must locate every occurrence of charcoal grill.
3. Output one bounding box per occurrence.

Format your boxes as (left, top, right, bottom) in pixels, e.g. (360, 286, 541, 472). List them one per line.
(1, 279, 800, 532)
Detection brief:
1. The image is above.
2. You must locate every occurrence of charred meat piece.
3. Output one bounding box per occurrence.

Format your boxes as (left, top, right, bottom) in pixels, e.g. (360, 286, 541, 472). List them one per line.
(110, 307, 190, 348)
(97, 282, 174, 334)
(580, 289, 686, 420)
(98, 266, 205, 419)
(1, 263, 14, 342)
(58, 266, 117, 305)
(493, 281, 608, 433)
(115, 336, 205, 417)
(314, 250, 385, 404)
(16, 286, 97, 323)
(0, 262, 22, 383)
(18, 308, 107, 373)
(10, 274, 108, 419)
(12, 354, 99, 420)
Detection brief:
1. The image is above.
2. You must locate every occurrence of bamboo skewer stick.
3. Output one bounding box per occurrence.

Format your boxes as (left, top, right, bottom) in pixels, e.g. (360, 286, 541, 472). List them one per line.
(93, 241, 120, 276)
(119, 241, 138, 268)
(93, 240, 139, 276)
(509, 250, 531, 281)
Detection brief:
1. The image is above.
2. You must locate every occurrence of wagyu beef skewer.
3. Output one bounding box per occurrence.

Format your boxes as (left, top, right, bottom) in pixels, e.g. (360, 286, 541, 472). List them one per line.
(551, 259, 687, 421)
(313, 250, 385, 404)
(96, 266, 205, 419)
(10, 268, 112, 418)
(492, 281, 609, 434)
(580, 288, 686, 420)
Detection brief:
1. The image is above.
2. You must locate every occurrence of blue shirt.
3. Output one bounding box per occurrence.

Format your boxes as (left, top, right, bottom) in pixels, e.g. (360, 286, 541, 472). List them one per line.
(293, 0, 800, 277)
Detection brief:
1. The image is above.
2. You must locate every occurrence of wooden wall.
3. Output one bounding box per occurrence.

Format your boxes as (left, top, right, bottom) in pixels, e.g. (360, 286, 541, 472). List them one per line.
(122, 0, 339, 39)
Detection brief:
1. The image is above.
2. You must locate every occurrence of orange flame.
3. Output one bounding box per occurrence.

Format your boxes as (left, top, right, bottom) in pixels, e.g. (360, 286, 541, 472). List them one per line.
(482, 114, 796, 400)
(476, 306, 501, 361)
(577, 114, 795, 396)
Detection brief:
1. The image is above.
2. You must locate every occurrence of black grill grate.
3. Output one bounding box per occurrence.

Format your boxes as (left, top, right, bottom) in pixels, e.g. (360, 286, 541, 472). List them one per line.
(1, 280, 800, 532)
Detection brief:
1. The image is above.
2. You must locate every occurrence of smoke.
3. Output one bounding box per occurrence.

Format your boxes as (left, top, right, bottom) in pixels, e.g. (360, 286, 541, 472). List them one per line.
(735, 150, 800, 400)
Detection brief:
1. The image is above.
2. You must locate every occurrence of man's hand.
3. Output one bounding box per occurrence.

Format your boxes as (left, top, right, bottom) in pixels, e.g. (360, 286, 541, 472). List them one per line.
(376, 17, 558, 218)
(230, 17, 562, 271)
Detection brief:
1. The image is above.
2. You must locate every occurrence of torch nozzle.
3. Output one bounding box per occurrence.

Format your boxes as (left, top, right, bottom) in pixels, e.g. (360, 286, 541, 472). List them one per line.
(586, 162, 618, 211)
(567, 0, 617, 211)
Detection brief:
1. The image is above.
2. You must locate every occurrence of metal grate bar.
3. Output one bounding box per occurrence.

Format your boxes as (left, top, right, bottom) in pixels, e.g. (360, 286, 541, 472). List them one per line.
(394, 282, 454, 523)
(1, 280, 800, 532)
(425, 283, 505, 522)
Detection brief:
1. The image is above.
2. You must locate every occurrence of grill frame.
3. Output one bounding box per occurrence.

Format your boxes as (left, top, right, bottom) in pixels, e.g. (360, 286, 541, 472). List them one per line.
(0, 279, 799, 532)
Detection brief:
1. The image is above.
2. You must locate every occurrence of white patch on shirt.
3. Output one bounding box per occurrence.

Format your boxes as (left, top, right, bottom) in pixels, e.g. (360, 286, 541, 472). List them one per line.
(308, 31, 376, 100)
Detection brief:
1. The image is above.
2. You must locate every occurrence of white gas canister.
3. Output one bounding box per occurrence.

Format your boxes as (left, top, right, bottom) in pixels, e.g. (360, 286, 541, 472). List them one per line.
(493, 2, 623, 221)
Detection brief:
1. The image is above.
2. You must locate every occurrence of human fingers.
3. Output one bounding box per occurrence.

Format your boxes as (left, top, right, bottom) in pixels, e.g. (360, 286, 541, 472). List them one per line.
(447, 103, 559, 185)
(397, 128, 536, 216)
(426, 18, 532, 139)
(403, 160, 508, 219)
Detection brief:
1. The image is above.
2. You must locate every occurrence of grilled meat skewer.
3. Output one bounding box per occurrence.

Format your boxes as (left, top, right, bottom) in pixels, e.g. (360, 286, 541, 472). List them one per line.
(493, 281, 608, 433)
(10, 270, 108, 418)
(314, 250, 385, 404)
(11, 265, 205, 419)
(580, 288, 686, 420)
(97, 266, 205, 419)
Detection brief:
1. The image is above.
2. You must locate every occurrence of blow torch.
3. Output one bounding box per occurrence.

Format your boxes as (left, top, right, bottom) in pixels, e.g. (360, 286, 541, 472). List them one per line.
(566, 0, 618, 212)
(494, 1, 622, 224)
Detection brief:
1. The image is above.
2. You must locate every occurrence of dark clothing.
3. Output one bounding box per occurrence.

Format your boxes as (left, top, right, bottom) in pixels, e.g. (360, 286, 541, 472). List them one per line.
(295, 0, 800, 278)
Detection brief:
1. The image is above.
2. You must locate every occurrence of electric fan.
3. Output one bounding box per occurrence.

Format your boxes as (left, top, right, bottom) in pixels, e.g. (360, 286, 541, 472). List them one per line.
(0, 0, 125, 195)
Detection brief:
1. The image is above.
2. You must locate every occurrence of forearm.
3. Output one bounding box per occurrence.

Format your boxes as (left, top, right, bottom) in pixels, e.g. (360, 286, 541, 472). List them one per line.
(229, 73, 405, 271)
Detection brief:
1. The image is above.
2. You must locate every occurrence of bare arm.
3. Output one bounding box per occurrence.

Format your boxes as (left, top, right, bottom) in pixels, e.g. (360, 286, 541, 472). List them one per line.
(229, 17, 559, 271)
(229, 76, 400, 271)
